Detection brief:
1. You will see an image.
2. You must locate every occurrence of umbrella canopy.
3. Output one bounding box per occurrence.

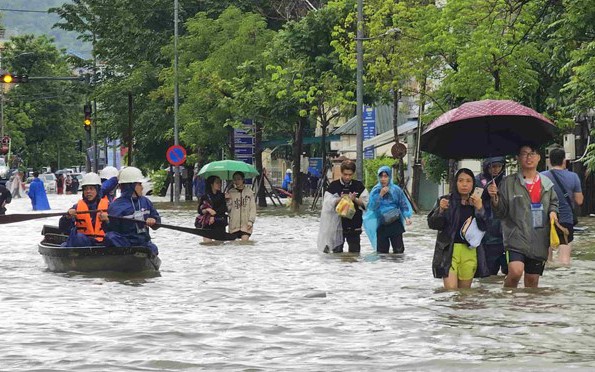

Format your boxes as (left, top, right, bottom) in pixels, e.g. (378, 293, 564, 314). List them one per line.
(198, 160, 259, 180)
(420, 100, 556, 159)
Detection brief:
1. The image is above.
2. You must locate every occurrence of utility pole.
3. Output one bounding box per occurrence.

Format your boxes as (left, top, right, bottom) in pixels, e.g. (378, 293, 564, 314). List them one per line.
(412, 78, 427, 205)
(355, 0, 364, 181)
(127, 92, 133, 166)
(173, 0, 181, 203)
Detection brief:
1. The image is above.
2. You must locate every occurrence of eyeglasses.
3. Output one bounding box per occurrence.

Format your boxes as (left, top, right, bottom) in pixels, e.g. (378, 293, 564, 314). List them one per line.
(519, 152, 538, 159)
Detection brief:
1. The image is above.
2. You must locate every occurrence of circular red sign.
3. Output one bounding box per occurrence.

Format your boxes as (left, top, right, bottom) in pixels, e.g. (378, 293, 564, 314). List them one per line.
(166, 145, 187, 166)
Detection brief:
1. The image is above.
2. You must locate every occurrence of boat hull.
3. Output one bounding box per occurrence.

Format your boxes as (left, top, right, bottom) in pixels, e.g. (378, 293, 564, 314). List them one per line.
(39, 232, 161, 273)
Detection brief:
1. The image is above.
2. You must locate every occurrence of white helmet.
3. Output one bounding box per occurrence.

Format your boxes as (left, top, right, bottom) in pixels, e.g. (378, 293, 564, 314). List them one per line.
(99, 166, 119, 180)
(119, 166, 144, 184)
(80, 172, 102, 187)
(286, 168, 293, 174)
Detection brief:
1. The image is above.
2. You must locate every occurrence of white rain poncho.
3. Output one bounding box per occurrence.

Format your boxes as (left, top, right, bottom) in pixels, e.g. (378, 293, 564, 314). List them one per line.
(317, 192, 343, 252)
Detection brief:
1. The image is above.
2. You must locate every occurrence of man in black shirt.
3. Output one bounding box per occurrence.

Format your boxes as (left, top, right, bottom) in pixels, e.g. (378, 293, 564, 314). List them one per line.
(326, 160, 369, 253)
(0, 183, 12, 215)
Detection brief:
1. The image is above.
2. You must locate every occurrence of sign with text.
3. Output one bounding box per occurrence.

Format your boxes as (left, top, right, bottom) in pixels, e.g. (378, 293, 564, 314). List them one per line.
(363, 105, 376, 159)
(234, 119, 255, 165)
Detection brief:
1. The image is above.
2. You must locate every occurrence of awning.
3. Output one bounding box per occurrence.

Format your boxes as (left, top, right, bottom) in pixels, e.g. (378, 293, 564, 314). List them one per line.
(261, 135, 340, 148)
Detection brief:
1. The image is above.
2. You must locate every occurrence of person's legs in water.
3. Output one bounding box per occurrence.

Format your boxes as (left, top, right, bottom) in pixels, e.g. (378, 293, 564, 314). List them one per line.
(504, 251, 525, 288)
(377, 234, 390, 254)
(555, 223, 574, 265)
(346, 235, 361, 253)
(484, 243, 506, 275)
(331, 238, 345, 253)
(523, 257, 545, 287)
(446, 243, 476, 289)
(389, 234, 404, 254)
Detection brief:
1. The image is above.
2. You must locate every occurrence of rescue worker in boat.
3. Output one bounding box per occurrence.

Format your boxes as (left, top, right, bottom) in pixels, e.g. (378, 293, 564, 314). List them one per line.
(58, 172, 109, 247)
(99, 166, 120, 202)
(100, 166, 161, 255)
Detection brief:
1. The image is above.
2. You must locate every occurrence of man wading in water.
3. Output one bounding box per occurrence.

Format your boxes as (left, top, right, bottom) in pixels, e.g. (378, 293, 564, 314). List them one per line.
(320, 160, 369, 253)
(489, 145, 559, 288)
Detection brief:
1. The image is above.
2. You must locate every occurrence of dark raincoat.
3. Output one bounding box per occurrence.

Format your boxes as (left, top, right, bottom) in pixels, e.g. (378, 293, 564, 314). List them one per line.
(427, 193, 490, 279)
(103, 184, 161, 253)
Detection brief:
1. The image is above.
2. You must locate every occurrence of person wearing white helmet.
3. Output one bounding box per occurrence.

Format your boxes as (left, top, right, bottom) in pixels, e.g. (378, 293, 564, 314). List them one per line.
(282, 168, 292, 192)
(99, 166, 161, 254)
(99, 166, 120, 202)
(58, 172, 110, 247)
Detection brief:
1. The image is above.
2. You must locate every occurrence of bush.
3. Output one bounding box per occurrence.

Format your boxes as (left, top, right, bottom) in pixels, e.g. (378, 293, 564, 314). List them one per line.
(364, 156, 398, 189)
(149, 169, 168, 196)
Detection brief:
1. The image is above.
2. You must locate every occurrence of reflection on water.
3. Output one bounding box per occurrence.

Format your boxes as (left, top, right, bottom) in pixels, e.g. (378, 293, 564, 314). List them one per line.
(1, 194, 595, 370)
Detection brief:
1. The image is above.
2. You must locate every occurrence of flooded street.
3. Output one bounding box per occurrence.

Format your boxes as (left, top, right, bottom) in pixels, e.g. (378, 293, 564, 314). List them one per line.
(2, 194, 595, 371)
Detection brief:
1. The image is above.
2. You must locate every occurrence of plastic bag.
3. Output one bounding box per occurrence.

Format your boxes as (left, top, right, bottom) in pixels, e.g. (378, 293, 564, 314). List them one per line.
(550, 218, 560, 249)
(460, 216, 485, 248)
(318, 193, 343, 252)
(335, 195, 356, 219)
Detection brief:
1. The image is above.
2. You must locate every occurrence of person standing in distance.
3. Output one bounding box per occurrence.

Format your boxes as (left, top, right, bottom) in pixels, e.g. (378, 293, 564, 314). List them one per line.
(489, 145, 558, 288)
(541, 147, 583, 266)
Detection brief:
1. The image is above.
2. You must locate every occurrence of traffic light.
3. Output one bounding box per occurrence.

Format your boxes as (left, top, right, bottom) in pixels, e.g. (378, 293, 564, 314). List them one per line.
(1, 72, 29, 84)
(83, 103, 92, 132)
(75, 139, 83, 152)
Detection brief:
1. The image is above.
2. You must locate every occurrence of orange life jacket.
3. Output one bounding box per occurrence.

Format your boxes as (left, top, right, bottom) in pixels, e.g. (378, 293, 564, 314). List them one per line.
(75, 196, 109, 242)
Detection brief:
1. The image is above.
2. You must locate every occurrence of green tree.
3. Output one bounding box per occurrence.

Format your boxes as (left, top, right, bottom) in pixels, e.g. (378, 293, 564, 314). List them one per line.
(3, 35, 86, 170)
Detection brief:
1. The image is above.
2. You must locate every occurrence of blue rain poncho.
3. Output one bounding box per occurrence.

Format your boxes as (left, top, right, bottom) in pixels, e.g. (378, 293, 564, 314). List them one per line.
(363, 166, 413, 251)
(28, 178, 51, 211)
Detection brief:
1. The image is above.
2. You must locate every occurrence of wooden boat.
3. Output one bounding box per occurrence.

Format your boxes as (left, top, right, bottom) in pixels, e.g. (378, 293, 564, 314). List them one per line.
(38, 226, 161, 273)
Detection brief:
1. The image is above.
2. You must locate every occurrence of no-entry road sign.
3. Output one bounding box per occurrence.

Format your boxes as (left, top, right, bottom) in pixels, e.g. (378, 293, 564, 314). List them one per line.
(166, 145, 187, 166)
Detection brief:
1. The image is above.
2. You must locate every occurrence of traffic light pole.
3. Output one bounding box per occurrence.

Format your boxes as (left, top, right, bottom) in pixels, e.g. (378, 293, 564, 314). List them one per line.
(93, 100, 99, 172)
(173, 0, 181, 204)
(85, 129, 91, 173)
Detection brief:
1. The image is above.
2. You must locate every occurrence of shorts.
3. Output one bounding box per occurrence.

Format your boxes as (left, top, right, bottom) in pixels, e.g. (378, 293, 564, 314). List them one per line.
(450, 243, 477, 281)
(506, 250, 545, 275)
(555, 222, 574, 244)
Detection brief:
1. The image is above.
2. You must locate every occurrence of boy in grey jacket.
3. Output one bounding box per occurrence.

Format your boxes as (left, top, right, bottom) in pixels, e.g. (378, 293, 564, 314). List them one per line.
(489, 145, 558, 288)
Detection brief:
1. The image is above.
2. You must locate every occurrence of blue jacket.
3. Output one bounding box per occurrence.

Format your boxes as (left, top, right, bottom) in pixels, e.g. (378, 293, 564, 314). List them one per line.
(282, 173, 292, 191)
(101, 176, 119, 202)
(28, 178, 51, 211)
(363, 166, 413, 251)
(104, 184, 161, 246)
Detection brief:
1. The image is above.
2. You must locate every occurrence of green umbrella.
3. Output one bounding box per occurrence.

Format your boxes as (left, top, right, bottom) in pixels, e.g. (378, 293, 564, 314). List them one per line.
(198, 160, 259, 180)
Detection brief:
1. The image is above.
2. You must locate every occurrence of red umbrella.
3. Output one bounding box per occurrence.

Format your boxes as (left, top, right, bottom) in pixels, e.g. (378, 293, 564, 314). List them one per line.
(420, 100, 556, 159)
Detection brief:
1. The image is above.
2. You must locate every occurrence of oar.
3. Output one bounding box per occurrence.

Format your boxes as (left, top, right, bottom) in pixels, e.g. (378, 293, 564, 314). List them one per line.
(0, 210, 106, 225)
(107, 215, 237, 241)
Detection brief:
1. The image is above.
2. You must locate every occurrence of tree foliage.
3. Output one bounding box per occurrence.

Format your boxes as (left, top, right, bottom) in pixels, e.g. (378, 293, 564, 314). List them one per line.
(3, 35, 86, 170)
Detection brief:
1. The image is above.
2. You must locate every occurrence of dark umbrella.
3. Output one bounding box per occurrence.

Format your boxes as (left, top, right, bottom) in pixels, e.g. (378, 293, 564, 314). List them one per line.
(420, 100, 556, 159)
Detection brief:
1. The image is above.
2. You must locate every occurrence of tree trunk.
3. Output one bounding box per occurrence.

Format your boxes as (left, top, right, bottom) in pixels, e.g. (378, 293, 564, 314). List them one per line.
(321, 118, 327, 195)
(255, 120, 267, 207)
(291, 117, 306, 212)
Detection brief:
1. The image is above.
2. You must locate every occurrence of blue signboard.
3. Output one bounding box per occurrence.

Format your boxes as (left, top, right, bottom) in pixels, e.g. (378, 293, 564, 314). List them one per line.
(234, 136, 254, 146)
(363, 105, 376, 159)
(308, 157, 323, 176)
(234, 119, 255, 165)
